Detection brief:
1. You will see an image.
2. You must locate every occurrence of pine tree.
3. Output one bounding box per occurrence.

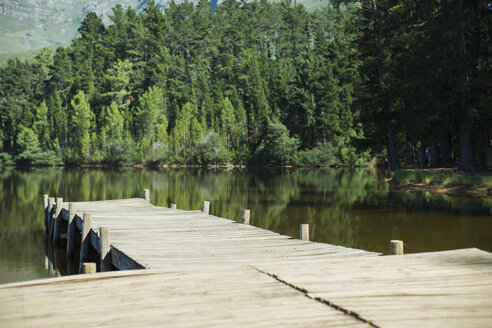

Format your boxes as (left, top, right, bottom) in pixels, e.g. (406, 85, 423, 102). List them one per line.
(69, 91, 93, 161)
(33, 101, 50, 150)
(101, 101, 125, 142)
(136, 86, 168, 143)
(49, 91, 68, 150)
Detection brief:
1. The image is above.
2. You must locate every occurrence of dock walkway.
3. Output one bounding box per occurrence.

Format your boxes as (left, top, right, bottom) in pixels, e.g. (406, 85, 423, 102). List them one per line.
(69, 198, 376, 269)
(1, 195, 491, 327)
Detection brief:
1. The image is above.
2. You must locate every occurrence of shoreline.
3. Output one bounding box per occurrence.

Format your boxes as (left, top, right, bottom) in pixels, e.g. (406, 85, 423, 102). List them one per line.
(389, 168, 492, 197)
(0, 163, 369, 169)
(389, 180, 492, 197)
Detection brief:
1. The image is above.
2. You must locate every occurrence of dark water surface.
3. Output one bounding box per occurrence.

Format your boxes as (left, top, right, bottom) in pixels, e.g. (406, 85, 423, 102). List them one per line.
(1, 167, 491, 284)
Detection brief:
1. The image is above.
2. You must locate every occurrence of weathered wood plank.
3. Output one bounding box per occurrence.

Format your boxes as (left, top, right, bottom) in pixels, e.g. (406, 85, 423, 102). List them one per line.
(12, 197, 490, 328)
(0, 267, 372, 328)
(255, 249, 492, 328)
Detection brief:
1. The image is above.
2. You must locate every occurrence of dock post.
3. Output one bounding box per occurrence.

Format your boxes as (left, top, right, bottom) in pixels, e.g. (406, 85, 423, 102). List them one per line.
(81, 263, 96, 274)
(66, 203, 77, 259)
(42, 194, 49, 232)
(79, 213, 92, 273)
(170, 203, 177, 209)
(47, 197, 55, 239)
(53, 197, 63, 245)
(144, 189, 150, 203)
(300, 224, 309, 241)
(390, 240, 404, 255)
(241, 210, 250, 225)
(202, 201, 210, 214)
(99, 227, 112, 272)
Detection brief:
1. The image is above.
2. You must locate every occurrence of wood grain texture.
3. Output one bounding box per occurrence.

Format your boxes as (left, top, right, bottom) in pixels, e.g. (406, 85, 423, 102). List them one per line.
(62, 198, 377, 270)
(0, 267, 371, 328)
(1, 197, 490, 327)
(256, 248, 492, 328)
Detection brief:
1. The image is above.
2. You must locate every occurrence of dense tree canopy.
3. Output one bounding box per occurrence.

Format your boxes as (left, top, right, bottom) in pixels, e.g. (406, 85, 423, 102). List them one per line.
(0, 0, 490, 170)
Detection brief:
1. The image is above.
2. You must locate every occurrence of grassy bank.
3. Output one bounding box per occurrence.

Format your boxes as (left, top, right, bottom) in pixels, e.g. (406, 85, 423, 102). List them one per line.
(391, 169, 492, 196)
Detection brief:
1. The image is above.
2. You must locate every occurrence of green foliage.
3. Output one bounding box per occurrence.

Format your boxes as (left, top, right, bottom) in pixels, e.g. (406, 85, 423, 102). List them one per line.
(0, 1, 398, 167)
(14, 125, 62, 165)
(136, 86, 168, 141)
(33, 101, 50, 150)
(16, 126, 39, 154)
(195, 131, 228, 164)
(0, 153, 14, 165)
(295, 142, 337, 167)
(102, 138, 138, 165)
(170, 102, 205, 163)
(100, 101, 125, 142)
(104, 59, 133, 107)
(68, 91, 93, 162)
(15, 149, 63, 166)
(147, 142, 170, 164)
(255, 119, 300, 165)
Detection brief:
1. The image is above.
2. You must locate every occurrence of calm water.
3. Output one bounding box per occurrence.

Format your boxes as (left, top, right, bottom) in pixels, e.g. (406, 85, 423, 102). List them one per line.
(1, 167, 491, 284)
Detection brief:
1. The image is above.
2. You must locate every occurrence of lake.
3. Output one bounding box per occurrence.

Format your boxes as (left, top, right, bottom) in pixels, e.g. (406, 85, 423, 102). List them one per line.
(1, 167, 491, 284)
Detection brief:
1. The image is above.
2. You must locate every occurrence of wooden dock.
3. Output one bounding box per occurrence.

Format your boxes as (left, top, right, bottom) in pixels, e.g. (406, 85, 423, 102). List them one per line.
(1, 192, 491, 327)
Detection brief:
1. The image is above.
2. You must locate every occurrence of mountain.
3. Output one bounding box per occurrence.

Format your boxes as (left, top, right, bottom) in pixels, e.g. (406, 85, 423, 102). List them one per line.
(0, 1, 166, 58)
(0, 0, 330, 65)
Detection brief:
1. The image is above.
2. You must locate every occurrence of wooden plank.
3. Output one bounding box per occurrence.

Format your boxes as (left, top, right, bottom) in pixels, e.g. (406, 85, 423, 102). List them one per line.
(255, 249, 492, 328)
(21, 197, 492, 328)
(0, 267, 372, 328)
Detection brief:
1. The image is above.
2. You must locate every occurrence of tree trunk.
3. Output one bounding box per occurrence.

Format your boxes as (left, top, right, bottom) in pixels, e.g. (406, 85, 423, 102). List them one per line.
(475, 128, 489, 170)
(454, 0, 475, 172)
(372, 0, 399, 170)
(385, 116, 399, 170)
(470, 1, 488, 171)
(430, 142, 440, 168)
(459, 124, 474, 171)
(441, 135, 454, 165)
(406, 140, 414, 166)
(419, 142, 427, 169)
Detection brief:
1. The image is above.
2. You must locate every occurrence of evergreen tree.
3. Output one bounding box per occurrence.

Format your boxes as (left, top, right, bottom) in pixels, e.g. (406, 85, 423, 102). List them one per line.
(33, 101, 50, 150)
(255, 119, 299, 165)
(69, 91, 93, 161)
(101, 101, 125, 142)
(49, 91, 68, 150)
(0, 0, 488, 168)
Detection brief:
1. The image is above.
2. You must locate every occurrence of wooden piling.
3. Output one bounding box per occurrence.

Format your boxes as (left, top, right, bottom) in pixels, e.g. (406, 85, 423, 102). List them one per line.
(81, 263, 96, 274)
(53, 197, 63, 245)
(202, 201, 210, 214)
(79, 213, 92, 273)
(170, 203, 177, 209)
(47, 197, 55, 239)
(99, 227, 112, 272)
(144, 189, 150, 203)
(66, 203, 77, 259)
(241, 210, 250, 225)
(42, 194, 48, 232)
(300, 224, 309, 241)
(390, 240, 404, 255)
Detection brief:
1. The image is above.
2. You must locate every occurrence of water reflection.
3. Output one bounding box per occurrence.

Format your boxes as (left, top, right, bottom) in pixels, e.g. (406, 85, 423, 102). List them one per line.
(0, 167, 490, 284)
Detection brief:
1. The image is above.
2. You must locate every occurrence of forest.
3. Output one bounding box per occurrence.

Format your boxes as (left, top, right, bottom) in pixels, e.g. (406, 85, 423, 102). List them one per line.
(0, 0, 490, 170)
